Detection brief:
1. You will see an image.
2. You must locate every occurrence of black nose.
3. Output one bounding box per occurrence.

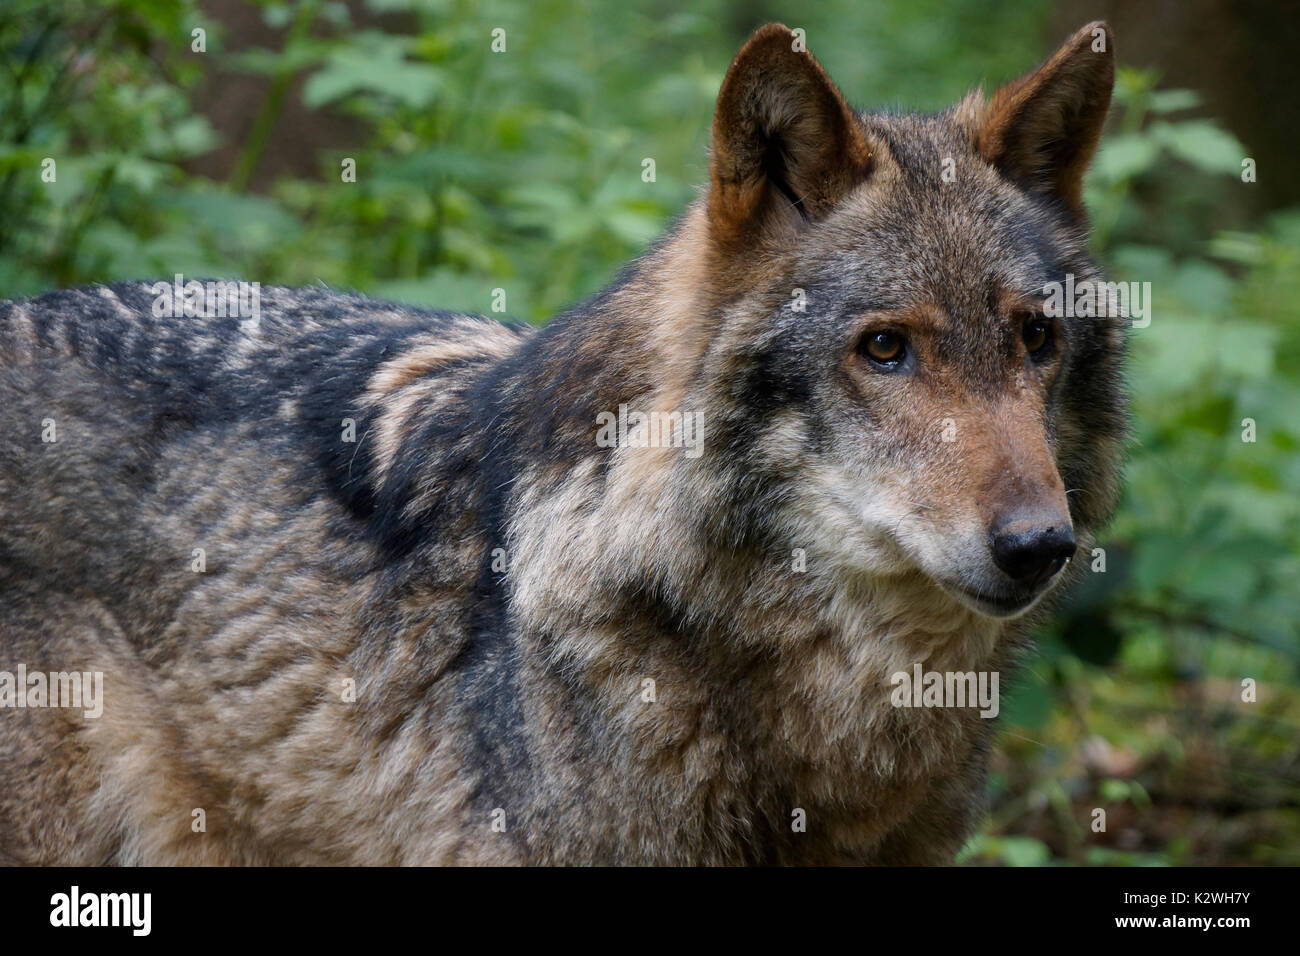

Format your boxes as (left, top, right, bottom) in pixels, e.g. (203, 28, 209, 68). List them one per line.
(990, 513, 1076, 585)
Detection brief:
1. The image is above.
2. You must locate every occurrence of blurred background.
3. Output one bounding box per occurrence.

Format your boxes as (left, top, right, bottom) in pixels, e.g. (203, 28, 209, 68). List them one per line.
(1, 0, 1296, 864)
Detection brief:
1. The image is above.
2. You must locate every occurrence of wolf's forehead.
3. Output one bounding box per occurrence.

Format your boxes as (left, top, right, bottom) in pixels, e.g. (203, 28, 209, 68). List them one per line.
(815, 189, 1059, 315)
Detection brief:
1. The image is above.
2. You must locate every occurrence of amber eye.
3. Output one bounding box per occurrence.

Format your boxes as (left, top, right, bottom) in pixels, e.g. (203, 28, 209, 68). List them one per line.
(1022, 316, 1052, 357)
(860, 330, 906, 367)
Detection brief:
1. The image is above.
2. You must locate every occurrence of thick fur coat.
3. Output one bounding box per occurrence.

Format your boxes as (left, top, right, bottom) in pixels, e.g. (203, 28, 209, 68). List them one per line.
(0, 22, 1125, 864)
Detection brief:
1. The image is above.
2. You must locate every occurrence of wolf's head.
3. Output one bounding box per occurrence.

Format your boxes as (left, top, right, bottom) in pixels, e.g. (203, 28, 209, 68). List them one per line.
(677, 22, 1126, 621)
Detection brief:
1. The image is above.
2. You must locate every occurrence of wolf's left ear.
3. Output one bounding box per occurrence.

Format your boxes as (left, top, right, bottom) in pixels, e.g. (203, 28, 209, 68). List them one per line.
(708, 23, 871, 246)
(977, 21, 1114, 217)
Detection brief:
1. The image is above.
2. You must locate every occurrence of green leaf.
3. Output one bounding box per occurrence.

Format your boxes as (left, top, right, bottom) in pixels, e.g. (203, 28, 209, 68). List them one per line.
(603, 207, 663, 246)
(1181, 555, 1259, 606)
(1133, 531, 1195, 593)
(1000, 667, 1053, 729)
(1093, 134, 1161, 183)
(1098, 778, 1131, 802)
(370, 268, 496, 314)
(168, 115, 219, 157)
(303, 35, 443, 109)
(1146, 89, 1201, 114)
(1151, 120, 1248, 176)
(998, 836, 1053, 867)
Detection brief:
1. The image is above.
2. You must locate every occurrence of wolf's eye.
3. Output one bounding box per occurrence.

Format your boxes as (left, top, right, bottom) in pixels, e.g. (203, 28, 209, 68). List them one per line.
(859, 330, 906, 368)
(1022, 317, 1052, 358)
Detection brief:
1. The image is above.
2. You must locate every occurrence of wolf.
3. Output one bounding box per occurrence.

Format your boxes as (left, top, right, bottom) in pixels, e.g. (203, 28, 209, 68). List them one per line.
(0, 21, 1125, 865)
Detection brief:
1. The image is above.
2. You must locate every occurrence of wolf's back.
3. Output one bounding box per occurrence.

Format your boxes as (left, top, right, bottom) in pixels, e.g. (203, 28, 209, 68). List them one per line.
(0, 281, 519, 628)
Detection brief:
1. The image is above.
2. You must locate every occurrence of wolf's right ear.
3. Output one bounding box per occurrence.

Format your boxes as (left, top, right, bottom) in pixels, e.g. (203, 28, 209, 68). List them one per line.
(708, 24, 871, 247)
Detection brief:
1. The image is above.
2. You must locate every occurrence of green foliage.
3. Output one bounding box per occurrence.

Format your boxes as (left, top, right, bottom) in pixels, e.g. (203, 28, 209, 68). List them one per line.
(0, 0, 1048, 315)
(0, 0, 1295, 865)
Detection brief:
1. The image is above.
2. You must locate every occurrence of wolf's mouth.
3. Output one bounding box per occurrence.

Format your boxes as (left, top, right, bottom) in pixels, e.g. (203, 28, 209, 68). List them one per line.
(943, 579, 1048, 619)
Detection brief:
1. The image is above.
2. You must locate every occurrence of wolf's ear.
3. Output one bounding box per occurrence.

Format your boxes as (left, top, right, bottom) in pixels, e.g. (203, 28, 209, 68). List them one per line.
(708, 23, 871, 246)
(977, 21, 1114, 217)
